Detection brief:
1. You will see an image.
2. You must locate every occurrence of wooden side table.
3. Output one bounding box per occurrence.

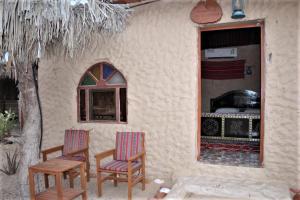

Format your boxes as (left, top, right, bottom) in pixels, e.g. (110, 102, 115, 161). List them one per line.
(28, 159, 87, 200)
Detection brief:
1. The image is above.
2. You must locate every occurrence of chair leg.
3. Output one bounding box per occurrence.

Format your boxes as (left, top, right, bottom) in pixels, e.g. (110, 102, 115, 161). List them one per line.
(128, 172, 132, 200)
(142, 179, 145, 191)
(128, 184, 132, 200)
(44, 174, 49, 188)
(141, 155, 146, 191)
(97, 171, 102, 197)
(81, 192, 87, 200)
(63, 172, 67, 179)
(69, 175, 74, 188)
(86, 162, 90, 182)
(142, 168, 146, 191)
(113, 173, 118, 187)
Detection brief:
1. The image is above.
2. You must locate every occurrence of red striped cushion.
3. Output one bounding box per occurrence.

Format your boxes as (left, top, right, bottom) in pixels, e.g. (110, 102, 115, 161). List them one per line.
(115, 132, 144, 161)
(63, 129, 89, 156)
(100, 160, 141, 172)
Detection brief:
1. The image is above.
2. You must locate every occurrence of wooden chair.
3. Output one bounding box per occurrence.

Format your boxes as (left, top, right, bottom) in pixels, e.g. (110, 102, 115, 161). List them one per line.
(41, 129, 90, 188)
(95, 132, 146, 200)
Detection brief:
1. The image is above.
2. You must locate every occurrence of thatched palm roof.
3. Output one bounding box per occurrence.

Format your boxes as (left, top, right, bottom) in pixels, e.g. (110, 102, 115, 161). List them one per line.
(0, 0, 130, 79)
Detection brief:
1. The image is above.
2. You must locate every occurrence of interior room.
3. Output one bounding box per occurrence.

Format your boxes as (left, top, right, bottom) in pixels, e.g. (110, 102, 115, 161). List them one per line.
(200, 27, 262, 167)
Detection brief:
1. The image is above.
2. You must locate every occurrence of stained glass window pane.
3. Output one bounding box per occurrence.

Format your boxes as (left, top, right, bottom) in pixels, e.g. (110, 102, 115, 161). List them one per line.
(107, 72, 126, 85)
(91, 66, 100, 80)
(103, 64, 114, 79)
(81, 74, 96, 86)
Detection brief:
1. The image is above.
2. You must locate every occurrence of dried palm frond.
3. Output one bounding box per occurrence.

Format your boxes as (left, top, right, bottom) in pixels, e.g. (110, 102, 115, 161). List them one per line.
(0, 0, 130, 79)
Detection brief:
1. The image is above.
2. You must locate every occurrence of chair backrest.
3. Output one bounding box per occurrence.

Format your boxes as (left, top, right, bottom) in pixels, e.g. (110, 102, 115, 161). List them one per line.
(63, 129, 89, 156)
(115, 132, 144, 161)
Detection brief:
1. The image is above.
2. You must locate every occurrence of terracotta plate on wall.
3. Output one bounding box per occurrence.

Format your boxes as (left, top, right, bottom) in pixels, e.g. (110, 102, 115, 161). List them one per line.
(190, 0, 222, 24)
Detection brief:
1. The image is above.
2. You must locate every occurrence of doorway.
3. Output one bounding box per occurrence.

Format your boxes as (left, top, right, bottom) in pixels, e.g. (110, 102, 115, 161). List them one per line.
(0, 77, 18, 114)
(197, 21, 265, 167)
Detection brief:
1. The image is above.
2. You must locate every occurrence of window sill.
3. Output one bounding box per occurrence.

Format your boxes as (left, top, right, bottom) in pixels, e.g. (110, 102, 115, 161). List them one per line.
(78, 120, 128, 124)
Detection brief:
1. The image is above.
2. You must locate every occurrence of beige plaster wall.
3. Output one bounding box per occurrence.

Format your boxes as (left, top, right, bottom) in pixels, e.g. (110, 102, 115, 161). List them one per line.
(39, 0, 300, 189)
(202, 44, 261, 112)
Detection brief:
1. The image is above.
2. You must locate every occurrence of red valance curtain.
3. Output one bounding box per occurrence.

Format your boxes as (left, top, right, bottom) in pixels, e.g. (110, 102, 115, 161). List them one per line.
(202, 60, 245, 80)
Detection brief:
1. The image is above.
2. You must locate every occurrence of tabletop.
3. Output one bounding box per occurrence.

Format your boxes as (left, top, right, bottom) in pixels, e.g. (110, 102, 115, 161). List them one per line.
(29, 159, 83, 174)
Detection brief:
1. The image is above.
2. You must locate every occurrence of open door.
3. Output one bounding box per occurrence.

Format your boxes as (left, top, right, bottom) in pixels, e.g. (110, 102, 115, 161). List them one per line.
(197, 21, 265, 167)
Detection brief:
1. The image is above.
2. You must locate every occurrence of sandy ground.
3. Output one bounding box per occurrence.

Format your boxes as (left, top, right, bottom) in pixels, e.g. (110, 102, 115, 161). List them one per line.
(0, 155, 230, 200)
(1, 143, 292, 200)
(1, 143, 20, 200)
(0, 174, 162, 200)
(1, 171, 270, 200)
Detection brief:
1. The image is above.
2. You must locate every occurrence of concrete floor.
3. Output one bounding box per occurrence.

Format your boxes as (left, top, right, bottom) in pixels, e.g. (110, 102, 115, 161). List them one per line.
(82, 178, 247, 200)
(2, 174, 292, 200)
(76, 178, 161, 200)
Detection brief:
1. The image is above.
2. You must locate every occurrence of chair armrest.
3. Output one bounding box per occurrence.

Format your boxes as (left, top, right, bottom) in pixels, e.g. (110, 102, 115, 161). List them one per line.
(95, 149, 115, 170)
(41, 145, 64, 161)
(128, 151, 145, 162)
(95, 149, 115, 161)
(65, 147, 88, 157)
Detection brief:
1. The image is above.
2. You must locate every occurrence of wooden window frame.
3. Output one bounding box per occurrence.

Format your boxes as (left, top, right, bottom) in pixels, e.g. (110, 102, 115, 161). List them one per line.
(77, 62, 128, 124)
(197, 20, 265, 166)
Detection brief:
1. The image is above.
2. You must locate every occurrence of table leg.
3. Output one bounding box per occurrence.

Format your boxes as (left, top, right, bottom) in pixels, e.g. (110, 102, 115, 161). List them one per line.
(80, 163, 87, 200)
(28, 168, 36, 200)
(55, 172, 63, 200)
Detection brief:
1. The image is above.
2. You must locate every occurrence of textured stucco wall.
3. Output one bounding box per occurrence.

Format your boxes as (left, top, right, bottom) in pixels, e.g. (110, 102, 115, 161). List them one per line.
(39, 0, 300, 189)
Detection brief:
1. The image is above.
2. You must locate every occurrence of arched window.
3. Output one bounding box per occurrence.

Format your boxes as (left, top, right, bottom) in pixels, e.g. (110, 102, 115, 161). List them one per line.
(78, 63, 127, 123)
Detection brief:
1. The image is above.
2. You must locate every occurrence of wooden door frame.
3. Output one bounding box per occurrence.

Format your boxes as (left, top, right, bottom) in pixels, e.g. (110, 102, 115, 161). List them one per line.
(196, 20, 265, 165)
